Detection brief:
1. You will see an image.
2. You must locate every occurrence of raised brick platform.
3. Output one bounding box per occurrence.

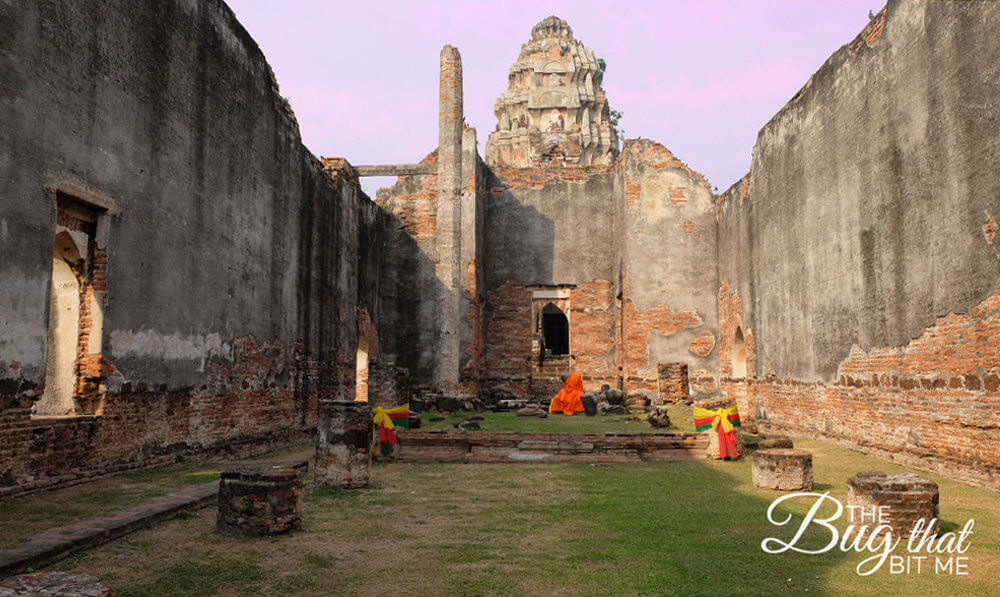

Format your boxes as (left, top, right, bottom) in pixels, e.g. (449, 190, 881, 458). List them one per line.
(395, 430, 708, 463)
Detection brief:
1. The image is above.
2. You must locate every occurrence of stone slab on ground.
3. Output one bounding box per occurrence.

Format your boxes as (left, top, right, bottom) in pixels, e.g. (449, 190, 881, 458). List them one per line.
(0, 482, 219, 578)
(0, 571, 109, 596)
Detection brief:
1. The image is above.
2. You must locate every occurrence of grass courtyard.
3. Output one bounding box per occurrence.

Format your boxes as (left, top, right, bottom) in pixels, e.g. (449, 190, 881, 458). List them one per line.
(23, 435, 995, 596)
(415, 406, 696, 433)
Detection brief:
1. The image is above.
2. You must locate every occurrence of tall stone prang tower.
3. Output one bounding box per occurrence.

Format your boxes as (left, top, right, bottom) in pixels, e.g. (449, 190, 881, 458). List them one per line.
(486, 16, 620, 168)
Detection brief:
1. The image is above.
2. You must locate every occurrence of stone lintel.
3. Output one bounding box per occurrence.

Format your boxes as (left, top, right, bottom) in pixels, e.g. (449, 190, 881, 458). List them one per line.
(354, 163, 436, 177)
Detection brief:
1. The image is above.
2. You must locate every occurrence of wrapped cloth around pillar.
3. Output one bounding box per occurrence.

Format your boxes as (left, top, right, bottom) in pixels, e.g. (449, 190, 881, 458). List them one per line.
(693, 399, 743, 459)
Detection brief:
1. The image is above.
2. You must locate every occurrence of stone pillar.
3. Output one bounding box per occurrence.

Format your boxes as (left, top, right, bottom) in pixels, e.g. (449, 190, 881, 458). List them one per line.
(216, 465, 302, 536)
(435, 45, 463, 389)
(459, 125, 482, 383)
(315, 400, 372, 489)
(847, 471, 940, 536)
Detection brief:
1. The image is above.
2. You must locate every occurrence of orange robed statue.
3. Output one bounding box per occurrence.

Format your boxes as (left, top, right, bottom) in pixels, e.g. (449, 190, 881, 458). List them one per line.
(548, 372, 586, 415)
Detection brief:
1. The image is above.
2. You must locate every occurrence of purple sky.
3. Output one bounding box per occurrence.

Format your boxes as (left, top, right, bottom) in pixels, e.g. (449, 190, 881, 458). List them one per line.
(228, 0, 881, 194)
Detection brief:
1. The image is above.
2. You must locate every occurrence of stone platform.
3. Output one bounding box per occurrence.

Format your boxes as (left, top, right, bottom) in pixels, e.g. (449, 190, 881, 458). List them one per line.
(395, 431, 708, 463)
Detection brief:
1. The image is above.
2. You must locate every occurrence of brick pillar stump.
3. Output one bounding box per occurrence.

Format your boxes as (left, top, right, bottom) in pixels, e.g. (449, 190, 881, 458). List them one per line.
(315, 399, 372, 489)
(752, 448, 813, 491)
(847, 471, 940, 536)
(0, 572, 110, 596)
(216, 465, 302, 536)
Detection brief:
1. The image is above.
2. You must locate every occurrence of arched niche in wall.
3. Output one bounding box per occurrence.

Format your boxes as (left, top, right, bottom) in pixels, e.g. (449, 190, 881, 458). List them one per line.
(355, 335, 370, 402)
(732, 327, 747, 380)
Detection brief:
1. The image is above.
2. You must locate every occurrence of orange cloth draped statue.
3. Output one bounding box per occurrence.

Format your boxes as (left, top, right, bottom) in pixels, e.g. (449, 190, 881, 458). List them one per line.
(548, 372, 585, 415)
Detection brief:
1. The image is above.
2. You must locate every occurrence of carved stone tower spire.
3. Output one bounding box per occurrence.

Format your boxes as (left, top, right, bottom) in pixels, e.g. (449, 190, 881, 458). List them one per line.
(485, 16, 619, 168)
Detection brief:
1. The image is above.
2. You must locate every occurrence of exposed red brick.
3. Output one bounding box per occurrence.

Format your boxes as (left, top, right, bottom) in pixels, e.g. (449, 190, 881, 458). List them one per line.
(750, 281, 1000, 490)
(984, 216, 998, 244)
(688, 331, 715, 357)
(625, 175, 640, 208)
(849, 7, 886, 54)
(462, 258, 485, 385)
(378, 150, 440, 241)
(621, 281, 703, 393)
(621, 139, 710, 189)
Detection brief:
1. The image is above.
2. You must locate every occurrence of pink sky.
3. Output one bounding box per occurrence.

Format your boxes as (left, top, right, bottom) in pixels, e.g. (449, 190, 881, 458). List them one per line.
(228, 0, 881, 194)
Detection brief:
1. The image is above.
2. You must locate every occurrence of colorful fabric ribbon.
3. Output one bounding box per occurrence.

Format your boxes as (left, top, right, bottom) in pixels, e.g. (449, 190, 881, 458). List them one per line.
(693, 402, 741, 459)
(372, 403, 410, 447)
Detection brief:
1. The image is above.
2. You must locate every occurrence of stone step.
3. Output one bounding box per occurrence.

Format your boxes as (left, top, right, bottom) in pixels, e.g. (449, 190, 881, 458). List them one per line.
(0, 482, 219, 577)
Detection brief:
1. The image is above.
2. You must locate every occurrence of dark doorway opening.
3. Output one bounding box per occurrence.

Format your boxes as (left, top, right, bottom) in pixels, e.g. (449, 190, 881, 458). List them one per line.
(541, 303, 569, 356)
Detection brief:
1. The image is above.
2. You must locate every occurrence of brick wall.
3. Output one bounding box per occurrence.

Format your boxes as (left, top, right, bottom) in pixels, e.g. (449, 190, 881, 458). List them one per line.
(483, 280, 618, 398)
(1, 335, 325, 498)
(368, 361, 411, 409)
(746, 282, 1000, 489)
(619, 140, 719, 400)
(717, 279, 757, 420)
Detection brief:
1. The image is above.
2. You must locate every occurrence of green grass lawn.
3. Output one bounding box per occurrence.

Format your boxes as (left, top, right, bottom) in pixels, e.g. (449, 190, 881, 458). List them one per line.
(417, 405, 696, 433)
(52, 437, 1000, 596)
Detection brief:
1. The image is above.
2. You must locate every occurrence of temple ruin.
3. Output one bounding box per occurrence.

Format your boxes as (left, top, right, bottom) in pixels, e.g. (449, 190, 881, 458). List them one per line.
(2, 0, 999, 497)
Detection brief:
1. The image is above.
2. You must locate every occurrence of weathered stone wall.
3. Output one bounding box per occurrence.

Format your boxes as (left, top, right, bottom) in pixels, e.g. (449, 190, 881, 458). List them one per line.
(377, 139, 489, 395)
(481, 167, 620, 397)
(717, 1, 1000, 488)
(0, 0, 383, 497)
(376, 152, 441, 385)
(620, 140, 719, 399)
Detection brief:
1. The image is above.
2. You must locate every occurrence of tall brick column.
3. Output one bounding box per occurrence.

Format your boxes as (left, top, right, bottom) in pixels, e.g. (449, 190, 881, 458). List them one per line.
(435, 45, 464, 388)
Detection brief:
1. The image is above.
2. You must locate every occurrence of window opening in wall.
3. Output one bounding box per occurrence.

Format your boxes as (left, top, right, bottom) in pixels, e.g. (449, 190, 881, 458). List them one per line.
(541, 303, 569, 356)
(355, 336, 370, 402)
(37, 194, 105, 416)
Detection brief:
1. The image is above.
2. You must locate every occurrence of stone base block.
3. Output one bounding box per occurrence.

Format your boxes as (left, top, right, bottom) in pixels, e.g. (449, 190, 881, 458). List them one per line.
(216, 465, 302, 536)
(752, 448, 813, 490)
